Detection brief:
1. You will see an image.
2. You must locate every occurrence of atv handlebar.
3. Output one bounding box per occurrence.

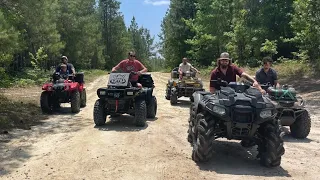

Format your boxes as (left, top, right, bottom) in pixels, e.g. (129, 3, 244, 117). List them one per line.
(210, 79, 229, 87)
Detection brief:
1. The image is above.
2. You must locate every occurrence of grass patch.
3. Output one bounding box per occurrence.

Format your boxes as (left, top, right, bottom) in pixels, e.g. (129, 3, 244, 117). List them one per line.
(80, 69, 107, 83)
(0, 94, 48, 132)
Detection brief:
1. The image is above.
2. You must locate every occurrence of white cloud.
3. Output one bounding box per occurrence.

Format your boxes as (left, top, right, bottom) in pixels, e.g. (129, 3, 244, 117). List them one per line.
(144, 0, 170, 6)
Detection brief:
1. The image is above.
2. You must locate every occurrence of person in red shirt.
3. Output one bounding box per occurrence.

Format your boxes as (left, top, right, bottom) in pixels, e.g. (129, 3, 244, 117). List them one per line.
(111, 51, 148, 87)
(210, 52, 265, 94)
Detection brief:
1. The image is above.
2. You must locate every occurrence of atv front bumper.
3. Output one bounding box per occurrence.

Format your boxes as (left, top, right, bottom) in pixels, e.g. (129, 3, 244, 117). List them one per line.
(172, 86, 205, 98)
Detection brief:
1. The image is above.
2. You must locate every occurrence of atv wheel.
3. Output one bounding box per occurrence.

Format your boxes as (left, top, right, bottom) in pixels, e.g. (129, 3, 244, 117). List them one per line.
(147, 96, 157, 118)
(80, 89, 87, 108)
(192, 113, 215, 162)
(258, 123, 285, 167)
(134, 99, 147, 127)
(71, 90, 81, 113)
(187, 104, 197, 144)
(290, 110, 311, 138)
(165, 87, 171, 100)
(40, 91, 52, 113)
(170, 94, 178, 105)
(93, 99, 106, 126)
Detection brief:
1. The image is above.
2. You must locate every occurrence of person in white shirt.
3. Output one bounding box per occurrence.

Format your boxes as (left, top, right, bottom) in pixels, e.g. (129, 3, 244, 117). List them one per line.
(178, 57, 200, 79)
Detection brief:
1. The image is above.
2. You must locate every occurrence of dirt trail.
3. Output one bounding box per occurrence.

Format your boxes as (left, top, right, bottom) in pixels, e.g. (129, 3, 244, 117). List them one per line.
(1, 72, 320, 180)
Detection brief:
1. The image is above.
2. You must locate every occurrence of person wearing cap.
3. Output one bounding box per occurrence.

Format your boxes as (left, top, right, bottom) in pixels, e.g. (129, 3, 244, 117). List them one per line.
(255, 56, 280, 88)
(209, 52, 265, 94)
(55, 56, 75, 75)
(178, 57, 200, 79)
(111, 51, 148, 88)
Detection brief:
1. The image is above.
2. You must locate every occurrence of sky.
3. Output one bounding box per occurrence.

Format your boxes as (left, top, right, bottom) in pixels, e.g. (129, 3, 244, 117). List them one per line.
(119, 0, 170, 43)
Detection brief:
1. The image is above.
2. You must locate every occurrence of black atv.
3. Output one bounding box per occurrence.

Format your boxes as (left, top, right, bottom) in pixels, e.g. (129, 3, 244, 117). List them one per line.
(187, 79, 285, 167)
(260, 83, 311, 138)
(93, 71, 157, 127)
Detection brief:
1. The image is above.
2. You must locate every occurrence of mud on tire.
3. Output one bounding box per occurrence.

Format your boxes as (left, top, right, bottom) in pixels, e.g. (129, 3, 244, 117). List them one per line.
(80, 89, 87, 108)
(290, 110, 311, 138)
(170, 94, 178, 105)
(135, 99, 147, 127)
(187, 103, 197, 144)
(165, 87, 171, 100)
(258, 123, 285, 167)
(71, 90, 81, 113)
(40, 91, 52, 114)
(147, 96, 157, 118)
(192, 113, 215, 162)
(93, 99, 106, 126)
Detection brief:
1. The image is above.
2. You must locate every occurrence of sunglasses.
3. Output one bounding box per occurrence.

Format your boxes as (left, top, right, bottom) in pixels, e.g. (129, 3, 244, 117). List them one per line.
(130, 55, 135, 57)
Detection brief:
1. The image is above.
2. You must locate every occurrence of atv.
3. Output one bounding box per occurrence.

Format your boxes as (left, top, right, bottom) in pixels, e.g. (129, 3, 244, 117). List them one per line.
(260, 83, 311, 139)
(165, 67, 204, 105)
(40, 72, 86, 114)
(93, 71, 157, 127)
(187, 79, 285, 167)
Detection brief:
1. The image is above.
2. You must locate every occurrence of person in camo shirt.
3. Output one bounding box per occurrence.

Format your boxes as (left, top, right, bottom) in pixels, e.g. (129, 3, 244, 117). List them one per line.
(178, 57, 200, 79)
(111, 51, 148, 88)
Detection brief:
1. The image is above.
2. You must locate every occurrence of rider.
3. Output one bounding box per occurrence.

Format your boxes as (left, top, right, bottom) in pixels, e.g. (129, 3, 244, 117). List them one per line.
(178, 57, 200, 79)
(111, 51, 148, 88)
(209, 52, 265, 94)
(59, 64, 70, 79)
(255, 56, 280, 88)
(55, 56, 76, 75)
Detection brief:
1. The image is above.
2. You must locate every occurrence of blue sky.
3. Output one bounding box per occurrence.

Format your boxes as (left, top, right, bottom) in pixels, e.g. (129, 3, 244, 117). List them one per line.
(119, 0, 170, 43)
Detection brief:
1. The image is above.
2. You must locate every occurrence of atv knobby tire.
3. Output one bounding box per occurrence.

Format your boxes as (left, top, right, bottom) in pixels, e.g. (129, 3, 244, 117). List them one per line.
(170, 94, 178, 105)
(71, 90, 81, 113)
(187, 104, 197, 144)
(147, 96, 157, 118)
(258, 123, 285, 167)
(290, 110, 311, 138)
(165, 87, 171, 100)
(80, 89, 87, 108)
(134, 99, 147, 127)
(40, 91, 52, 114)
(93, 99, 106, 126)
(192, 113, 215, 162)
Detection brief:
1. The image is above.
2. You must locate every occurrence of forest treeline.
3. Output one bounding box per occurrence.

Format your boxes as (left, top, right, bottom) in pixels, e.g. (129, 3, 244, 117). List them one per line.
(0, 0, 164, 83)
(159, 0, 320, 69)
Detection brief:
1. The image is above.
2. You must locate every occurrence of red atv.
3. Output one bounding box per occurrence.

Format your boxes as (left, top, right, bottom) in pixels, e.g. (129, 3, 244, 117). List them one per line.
(40, 72, 86, 113)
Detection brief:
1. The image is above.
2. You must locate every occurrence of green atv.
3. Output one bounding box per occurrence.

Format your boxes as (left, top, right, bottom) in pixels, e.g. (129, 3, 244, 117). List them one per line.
(261, 83, 311, 138)
(165, 67, 204, 105)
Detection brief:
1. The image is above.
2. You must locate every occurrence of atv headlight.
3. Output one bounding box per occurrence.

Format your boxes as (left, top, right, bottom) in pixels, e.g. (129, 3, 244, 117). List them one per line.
(99, 90, 106, 95)
(212, 106, 226, 116)
(127, 91, 134, 95)
(260, 110, 272, 118)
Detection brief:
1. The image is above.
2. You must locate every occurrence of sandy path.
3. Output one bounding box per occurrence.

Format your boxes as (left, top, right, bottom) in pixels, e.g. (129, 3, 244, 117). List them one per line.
(1, 72, 319, 180)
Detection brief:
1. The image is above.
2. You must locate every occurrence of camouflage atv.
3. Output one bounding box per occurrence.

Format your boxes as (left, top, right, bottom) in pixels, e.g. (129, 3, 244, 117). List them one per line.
(261, 83, 311, 138)
(188, 79, 285, 167)
(165, 67, 204, 105)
